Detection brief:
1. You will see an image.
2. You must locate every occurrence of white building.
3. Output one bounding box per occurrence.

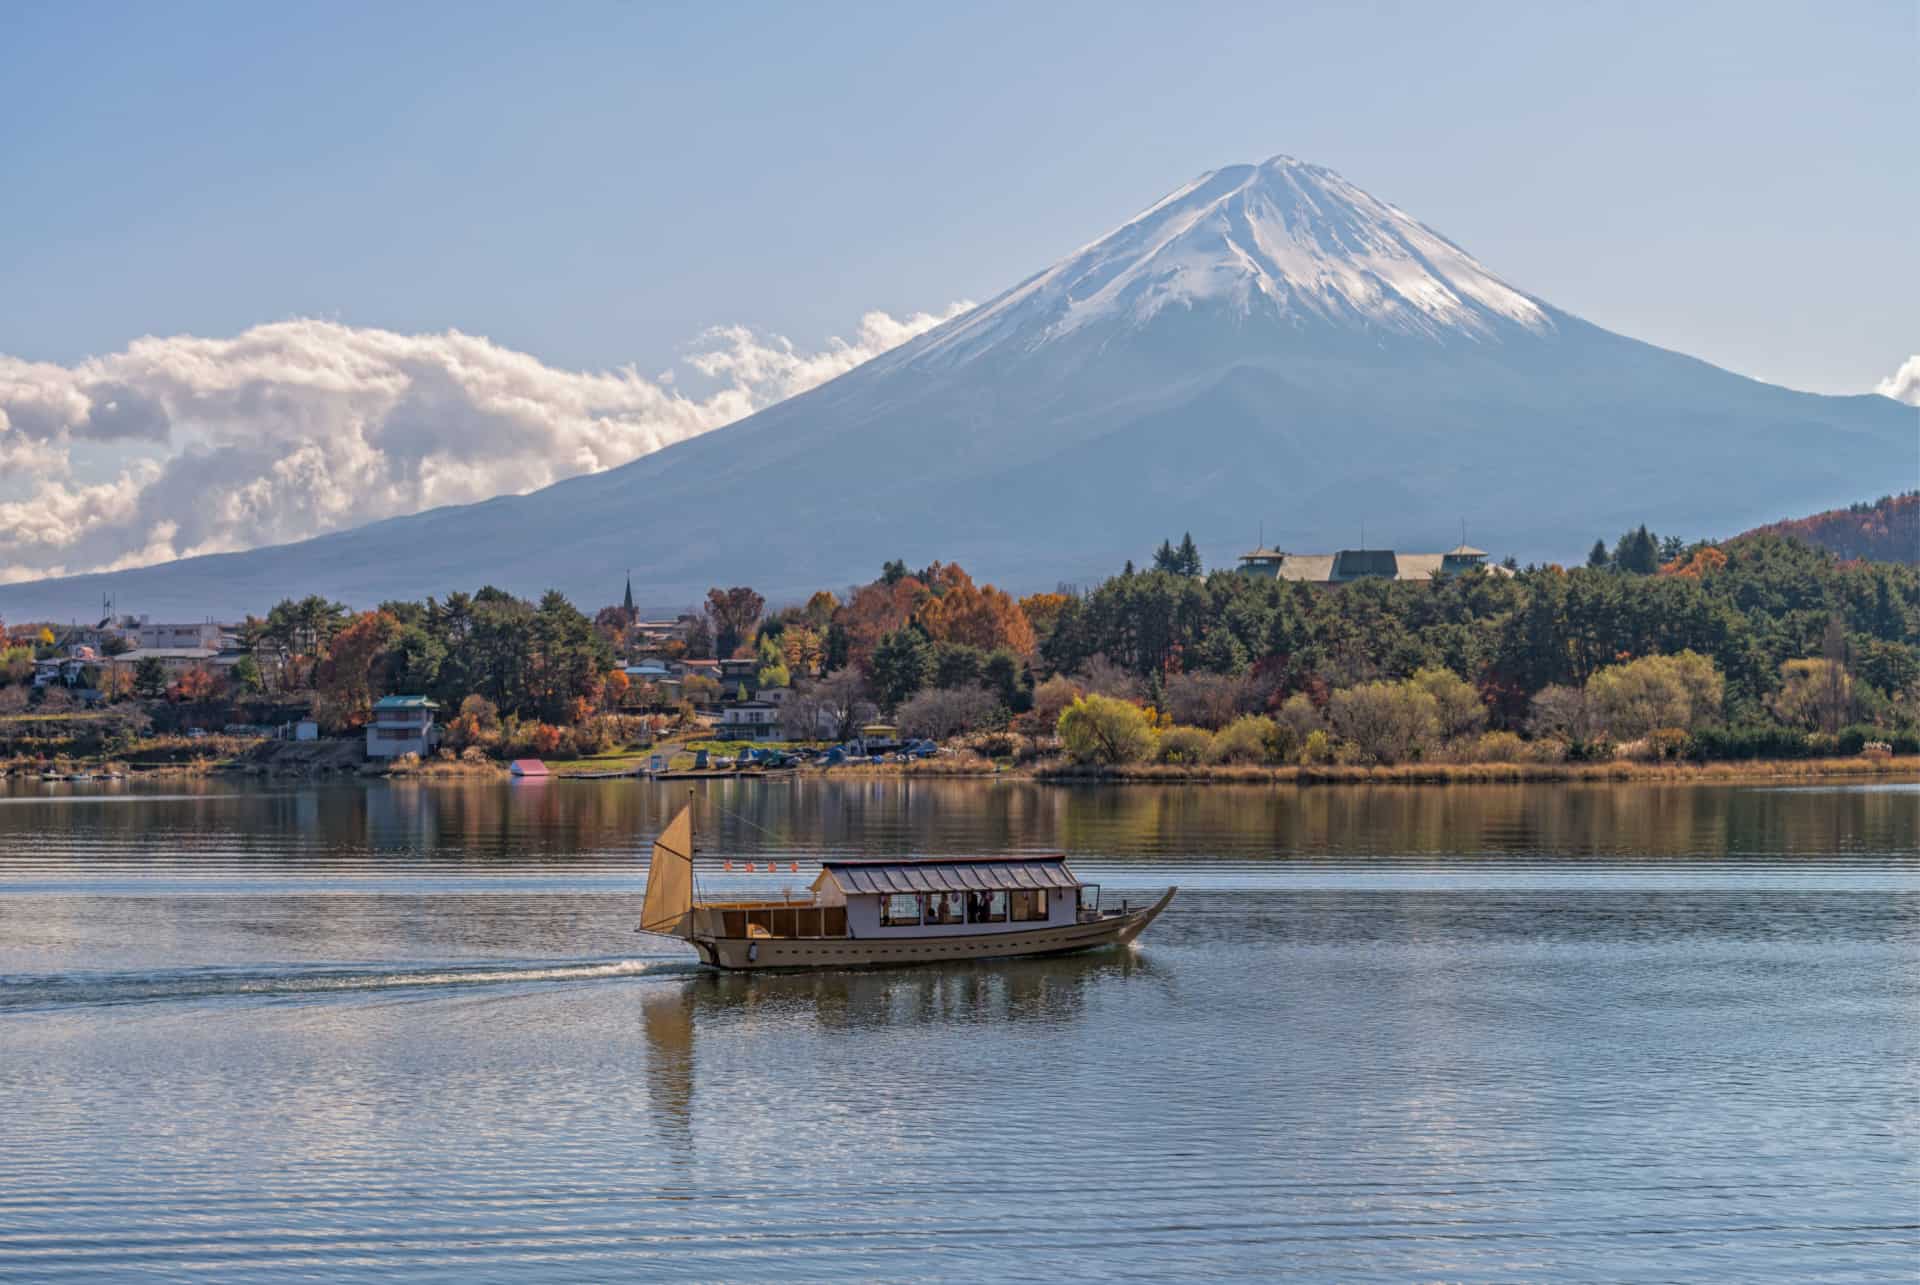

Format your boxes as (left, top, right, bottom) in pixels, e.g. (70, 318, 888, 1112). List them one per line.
(365, 696, 440, 758)
(716, 700, 781, 741)
(135, 620, 230, 650)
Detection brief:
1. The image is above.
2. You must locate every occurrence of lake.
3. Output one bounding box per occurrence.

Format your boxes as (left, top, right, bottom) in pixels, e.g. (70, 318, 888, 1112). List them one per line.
(1, 776, 1915, 1281)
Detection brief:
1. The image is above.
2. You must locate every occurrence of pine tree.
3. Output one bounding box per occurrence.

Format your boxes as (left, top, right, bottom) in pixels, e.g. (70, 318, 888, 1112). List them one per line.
(1176, 532, 1203, 577)
(1587, 539, 1611, 569)
(1152, 539, 1179, 573)
(871, 627, 933, 709)
(1614, 525, 1659, 575)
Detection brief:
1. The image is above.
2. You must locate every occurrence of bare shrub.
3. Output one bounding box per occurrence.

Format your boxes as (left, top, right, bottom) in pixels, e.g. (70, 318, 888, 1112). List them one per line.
(1164, 672, 1257, 730)
(896, 686, 1005, 740)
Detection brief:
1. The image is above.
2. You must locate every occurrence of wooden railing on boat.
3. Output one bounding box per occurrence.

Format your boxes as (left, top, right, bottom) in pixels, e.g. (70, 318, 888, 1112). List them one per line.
(690, 902, 848, 940)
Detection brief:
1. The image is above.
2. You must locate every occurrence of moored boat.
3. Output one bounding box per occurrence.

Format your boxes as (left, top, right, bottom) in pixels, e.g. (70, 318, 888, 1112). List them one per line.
(638, 804, 1174, 971)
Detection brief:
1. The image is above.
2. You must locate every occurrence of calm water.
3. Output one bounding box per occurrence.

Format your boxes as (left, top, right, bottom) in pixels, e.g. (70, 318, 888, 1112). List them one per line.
(1, 776, 1915, 1281)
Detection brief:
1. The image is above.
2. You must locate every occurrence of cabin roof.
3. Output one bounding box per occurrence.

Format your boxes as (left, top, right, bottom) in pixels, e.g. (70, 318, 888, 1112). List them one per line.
(818, 856, 1078, 895)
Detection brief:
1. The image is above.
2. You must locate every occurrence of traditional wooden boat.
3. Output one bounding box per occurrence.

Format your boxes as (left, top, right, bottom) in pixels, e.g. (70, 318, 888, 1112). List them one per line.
(638, 804, 1175, 971)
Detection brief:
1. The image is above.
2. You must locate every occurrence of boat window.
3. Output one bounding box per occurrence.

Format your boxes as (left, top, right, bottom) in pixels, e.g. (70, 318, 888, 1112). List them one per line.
(967, 890, 1007, 923)
(1010, 889, 1049, 922)
(879, 893, 921, 927)
(1079, 885, 1100, 912)
(925, 892, 964, 925)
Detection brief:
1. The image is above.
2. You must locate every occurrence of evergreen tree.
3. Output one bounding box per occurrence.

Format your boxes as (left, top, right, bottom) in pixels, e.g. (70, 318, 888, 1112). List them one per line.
(1176, 532, 1203, 576)
(1613, 526, 1660, 575)
(880, 559, 908, 586)
(1152, 539, 1180, 574)
(1587, 539, 1611, 569)
(823, 621, 851, 673)
(133, 656, 167, 699)
(871, 627, 933, 709)
(1658, 535, 1686, 564)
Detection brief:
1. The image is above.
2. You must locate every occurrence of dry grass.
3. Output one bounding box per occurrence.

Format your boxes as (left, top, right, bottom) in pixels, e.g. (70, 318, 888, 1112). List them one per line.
(1029, 755, 1920, 787)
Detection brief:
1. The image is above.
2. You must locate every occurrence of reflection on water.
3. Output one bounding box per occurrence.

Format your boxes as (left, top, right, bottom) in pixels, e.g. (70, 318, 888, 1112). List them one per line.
(1, 777, 1915, 883)
(637, 950, 1156, 1163)
(0, 778, 1914, 1281)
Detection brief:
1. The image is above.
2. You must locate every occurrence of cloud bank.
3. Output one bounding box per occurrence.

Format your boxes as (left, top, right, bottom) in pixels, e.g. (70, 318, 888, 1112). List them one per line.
(0, 306, 969, 584)
(1875, 355, 1920, 407)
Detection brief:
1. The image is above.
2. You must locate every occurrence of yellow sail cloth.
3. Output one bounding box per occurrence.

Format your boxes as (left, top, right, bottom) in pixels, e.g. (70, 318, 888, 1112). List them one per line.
(639, 805, 694, 938)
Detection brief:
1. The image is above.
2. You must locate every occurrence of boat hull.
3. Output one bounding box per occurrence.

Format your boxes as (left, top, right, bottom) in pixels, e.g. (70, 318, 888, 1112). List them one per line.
(690, 887, 1176, 972)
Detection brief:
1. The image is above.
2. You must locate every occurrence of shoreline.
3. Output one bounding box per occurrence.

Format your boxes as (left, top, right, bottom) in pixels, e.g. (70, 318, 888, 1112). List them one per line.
(7, 748, 1914, 790)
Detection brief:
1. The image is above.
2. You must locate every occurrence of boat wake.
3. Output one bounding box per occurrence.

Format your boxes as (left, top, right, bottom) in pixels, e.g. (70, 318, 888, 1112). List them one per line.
(0, 957, 704, 1013)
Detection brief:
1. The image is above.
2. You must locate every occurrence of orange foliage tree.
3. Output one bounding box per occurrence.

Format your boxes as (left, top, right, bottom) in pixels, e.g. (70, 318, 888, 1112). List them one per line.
(170, 666, 216, 704)
(313, 611, 402, 728)
(1659, 545, 1728, 580)
(838, 575, 931, 668)
(913, 564, 1037, 654)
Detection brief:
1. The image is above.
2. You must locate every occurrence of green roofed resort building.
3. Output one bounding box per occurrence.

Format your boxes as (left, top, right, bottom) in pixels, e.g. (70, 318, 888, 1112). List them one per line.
(1237, 543, 1503, 583)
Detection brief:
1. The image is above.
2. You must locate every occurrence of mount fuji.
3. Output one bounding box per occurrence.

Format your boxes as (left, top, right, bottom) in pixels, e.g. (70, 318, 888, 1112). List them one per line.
(4, 155, 1910, 617)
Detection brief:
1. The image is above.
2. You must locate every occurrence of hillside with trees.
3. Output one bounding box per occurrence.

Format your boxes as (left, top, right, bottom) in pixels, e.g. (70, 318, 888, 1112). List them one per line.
(6, 522, 1917, 772)
(1735, 493, 1917, 565)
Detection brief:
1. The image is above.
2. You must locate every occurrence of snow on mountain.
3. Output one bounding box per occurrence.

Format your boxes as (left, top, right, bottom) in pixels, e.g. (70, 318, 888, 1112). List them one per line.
(0, 154, 1910, 620)
(908, 155, 1551, 369)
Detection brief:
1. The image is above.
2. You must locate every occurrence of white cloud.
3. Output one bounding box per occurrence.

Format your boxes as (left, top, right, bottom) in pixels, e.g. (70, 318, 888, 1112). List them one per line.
(0, 305, 969, 582)
(1875, 355, 1920, 406)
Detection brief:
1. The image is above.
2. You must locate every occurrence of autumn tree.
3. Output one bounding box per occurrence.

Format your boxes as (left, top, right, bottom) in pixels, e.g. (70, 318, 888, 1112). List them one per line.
(780, 627, 825, 679)
(1056, 694, 1157, 765)
(1329, 681, 1439, 764)
(314, 611, 404, 727)
(1585, 650, 1723, 739)
(912, 565, 1037, 655)
(802, 591, 839, 629)
(705, 587, 766, 659)
(1407, 666, 1487, 742)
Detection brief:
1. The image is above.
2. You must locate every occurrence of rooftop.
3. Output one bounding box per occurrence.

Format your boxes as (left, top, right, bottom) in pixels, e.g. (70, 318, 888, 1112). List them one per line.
(372, 695, 439, 710)
(817, 857, 1079, 896)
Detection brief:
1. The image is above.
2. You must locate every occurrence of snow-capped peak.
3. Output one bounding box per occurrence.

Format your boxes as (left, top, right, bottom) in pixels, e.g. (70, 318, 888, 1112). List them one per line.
(910, 154, 1552, 365)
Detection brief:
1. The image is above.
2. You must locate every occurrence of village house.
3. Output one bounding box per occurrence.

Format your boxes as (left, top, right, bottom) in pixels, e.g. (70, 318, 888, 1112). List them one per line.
(134, 619, 232, 650)
(365, 695, 440, 758)
(1236, 543, 1506, 583)
(715, 700, 781, 741)
(108, 646, 246, 681)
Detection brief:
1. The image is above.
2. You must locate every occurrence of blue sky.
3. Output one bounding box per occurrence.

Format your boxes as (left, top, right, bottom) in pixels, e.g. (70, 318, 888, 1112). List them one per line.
(3, 0, 1912, 392)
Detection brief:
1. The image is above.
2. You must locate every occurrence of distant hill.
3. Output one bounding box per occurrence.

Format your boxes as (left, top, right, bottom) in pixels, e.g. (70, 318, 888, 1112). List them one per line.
(0, 153, 1913, 620)
(1735, 493, 1918, 565)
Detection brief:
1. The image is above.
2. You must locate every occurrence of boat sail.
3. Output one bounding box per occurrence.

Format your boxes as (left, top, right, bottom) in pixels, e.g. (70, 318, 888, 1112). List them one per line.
(637, 803, 1174, 972)
(638, 805, 695, 939)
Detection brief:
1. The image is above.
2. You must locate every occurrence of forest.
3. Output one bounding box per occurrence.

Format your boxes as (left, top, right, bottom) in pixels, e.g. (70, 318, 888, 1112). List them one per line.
(6, 522, 1916, 768)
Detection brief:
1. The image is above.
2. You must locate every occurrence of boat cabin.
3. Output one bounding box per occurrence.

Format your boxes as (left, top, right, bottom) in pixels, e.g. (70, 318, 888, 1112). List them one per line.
(684, 857, 1097, 942)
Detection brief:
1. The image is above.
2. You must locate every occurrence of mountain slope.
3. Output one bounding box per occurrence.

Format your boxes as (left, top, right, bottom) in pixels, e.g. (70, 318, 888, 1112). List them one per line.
(2, 155, 1912, 619)
(1735, 493, 1919, 564)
